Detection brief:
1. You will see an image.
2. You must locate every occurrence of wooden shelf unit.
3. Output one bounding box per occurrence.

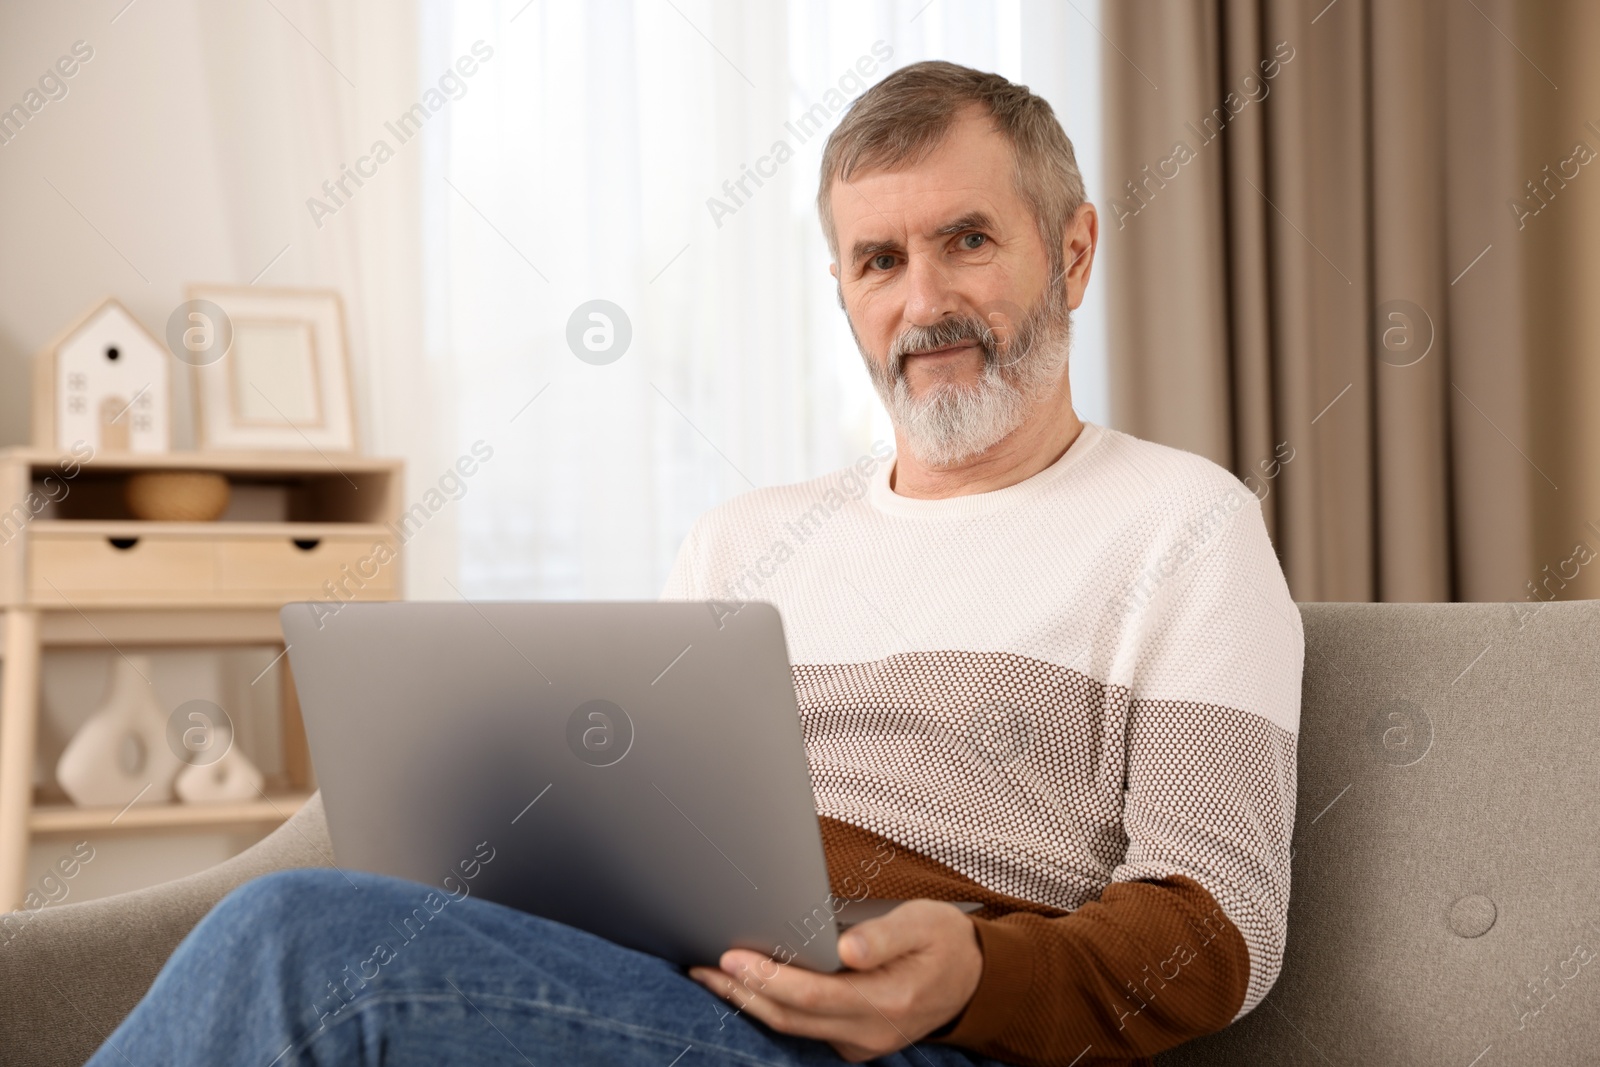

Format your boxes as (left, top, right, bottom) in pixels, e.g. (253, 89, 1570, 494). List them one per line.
(29, 792, 314, 835)
(0, 447, 406, 909)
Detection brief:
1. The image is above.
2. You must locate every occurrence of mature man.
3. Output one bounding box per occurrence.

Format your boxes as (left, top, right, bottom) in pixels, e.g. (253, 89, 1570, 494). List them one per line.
(668, 59, 1300, 1066)
(87, 60, 1298, 1067)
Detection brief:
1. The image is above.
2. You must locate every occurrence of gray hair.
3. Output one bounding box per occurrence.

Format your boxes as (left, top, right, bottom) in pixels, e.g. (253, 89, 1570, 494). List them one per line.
(817, 60, 1087, 281)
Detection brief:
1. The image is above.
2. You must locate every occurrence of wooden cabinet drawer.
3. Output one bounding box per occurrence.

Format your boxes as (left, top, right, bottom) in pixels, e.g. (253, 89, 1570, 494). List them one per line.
(24, 529, 399, 606)
(215, 536, 398, 599)
(29, 533, 214, 604)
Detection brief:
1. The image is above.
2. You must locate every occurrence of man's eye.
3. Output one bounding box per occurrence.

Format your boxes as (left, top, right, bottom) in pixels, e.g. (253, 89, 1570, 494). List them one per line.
(870, 254, 897, 271)
(961, 232, 987, 250)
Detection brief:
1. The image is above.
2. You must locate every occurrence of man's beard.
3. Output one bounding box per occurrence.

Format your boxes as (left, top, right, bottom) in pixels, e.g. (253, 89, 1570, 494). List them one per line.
(849, 279, 1073, 469)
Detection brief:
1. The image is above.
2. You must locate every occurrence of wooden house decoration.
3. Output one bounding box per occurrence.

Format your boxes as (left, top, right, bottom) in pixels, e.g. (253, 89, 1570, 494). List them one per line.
(32, 298, 170, 453)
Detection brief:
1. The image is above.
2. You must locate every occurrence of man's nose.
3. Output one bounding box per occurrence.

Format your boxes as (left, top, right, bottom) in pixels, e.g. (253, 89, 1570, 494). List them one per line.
(901, 248, 959, 326)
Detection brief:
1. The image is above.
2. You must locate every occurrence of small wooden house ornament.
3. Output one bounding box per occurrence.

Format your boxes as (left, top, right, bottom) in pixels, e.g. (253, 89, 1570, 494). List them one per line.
(32, 297, 171, 453)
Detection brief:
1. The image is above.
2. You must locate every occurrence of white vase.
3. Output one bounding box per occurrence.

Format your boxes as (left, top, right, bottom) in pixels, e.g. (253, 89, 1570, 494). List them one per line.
(56, 655, 182, 808)
(175, 740, 264, 803)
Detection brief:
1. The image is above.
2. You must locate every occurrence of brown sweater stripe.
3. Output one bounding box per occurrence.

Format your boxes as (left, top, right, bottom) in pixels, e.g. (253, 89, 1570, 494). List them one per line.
(821, 816, 1251, 1066)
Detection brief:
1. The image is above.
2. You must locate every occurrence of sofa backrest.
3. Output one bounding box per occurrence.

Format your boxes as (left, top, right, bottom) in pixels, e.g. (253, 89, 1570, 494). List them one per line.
(1159, 601, 1600, 1066)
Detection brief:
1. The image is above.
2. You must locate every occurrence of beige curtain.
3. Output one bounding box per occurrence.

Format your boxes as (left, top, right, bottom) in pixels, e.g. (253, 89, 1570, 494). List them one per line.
(1102, 0, 1598, 603)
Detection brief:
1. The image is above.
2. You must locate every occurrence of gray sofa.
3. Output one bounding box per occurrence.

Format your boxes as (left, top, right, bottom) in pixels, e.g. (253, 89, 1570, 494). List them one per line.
(3, 602, 1597, 1065)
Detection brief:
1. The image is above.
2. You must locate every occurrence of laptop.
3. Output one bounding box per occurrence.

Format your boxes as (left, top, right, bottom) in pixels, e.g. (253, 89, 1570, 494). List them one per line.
(280, 599, 973, 973)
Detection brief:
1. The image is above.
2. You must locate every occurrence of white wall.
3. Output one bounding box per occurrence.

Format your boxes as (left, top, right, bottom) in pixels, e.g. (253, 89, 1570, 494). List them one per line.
(0, 1, 237, 445)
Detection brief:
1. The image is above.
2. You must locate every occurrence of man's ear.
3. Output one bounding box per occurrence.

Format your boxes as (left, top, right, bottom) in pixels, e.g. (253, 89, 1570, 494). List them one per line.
(1062, 202, 1099, 311)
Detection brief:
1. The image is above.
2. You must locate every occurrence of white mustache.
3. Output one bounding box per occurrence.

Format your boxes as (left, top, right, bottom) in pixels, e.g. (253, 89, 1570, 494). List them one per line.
(890, 320, 994, 370)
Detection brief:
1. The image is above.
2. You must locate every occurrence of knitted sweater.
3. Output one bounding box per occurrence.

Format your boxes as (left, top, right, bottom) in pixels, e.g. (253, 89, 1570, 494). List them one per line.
(659, 421, 1303, 1067)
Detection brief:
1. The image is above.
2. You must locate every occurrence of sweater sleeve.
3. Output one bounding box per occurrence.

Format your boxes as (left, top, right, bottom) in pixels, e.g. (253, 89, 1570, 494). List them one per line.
(934, 491, 1302, 1066)
(941, 876, 1251, 1065)
(821, 819, 1250, 1066)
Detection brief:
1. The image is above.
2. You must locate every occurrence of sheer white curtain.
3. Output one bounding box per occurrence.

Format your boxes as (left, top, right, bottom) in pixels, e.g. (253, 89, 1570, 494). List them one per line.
(422, 0, 1105, 600)
(180, 0, 453, 596)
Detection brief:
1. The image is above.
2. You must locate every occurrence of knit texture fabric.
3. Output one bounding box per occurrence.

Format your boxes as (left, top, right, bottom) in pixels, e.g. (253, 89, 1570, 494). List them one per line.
(661, 422, 1302, 1066)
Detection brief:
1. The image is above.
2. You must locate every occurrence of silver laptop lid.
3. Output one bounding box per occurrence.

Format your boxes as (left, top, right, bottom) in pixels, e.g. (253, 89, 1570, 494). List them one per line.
(281, 599, 844, 971)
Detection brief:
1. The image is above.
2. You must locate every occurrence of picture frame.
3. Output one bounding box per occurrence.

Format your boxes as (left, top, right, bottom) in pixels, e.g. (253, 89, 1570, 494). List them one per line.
(187, 285, 359, 453)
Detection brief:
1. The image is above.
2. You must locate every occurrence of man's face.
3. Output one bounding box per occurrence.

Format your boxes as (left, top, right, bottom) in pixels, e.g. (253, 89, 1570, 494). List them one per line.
(828, 105, 1086, 468)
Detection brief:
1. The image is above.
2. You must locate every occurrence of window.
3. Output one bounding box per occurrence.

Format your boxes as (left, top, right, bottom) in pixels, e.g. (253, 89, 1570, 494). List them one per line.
(422, 0, 1105, 598)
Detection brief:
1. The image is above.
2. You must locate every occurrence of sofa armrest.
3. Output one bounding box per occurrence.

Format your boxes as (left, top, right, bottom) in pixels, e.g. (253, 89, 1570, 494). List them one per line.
(0, 792, 331, 1067)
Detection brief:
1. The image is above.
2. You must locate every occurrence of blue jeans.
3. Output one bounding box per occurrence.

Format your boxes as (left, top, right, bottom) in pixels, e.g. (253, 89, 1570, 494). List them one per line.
(86, 868, 1013, 1066)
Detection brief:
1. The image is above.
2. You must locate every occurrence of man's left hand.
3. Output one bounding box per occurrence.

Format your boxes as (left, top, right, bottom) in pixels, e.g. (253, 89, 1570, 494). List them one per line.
(687, 899, 984, 1062)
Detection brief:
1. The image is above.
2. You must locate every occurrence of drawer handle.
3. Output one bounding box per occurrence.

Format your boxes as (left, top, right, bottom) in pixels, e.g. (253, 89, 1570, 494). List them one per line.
(108, 537, 139, 551)
(292, 538, 322, 551)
